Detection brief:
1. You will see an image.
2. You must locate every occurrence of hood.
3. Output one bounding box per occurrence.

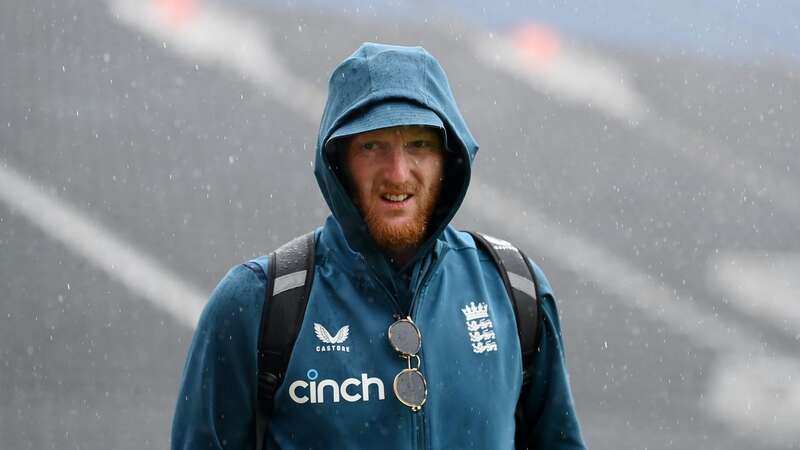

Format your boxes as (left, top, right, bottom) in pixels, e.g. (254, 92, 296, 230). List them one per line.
(313, 43, 479, 279)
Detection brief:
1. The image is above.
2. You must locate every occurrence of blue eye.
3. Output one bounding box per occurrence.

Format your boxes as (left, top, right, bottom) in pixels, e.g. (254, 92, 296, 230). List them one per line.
(362, 142, 378, 151)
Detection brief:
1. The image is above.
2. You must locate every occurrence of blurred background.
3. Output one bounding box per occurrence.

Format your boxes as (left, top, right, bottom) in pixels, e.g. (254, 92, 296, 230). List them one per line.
(1, 0, 799, 448)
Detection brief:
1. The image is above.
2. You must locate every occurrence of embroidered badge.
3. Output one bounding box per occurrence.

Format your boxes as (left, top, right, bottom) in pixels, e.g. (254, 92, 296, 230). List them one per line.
(461, 302, 498, 353)
(314, 323, 351, 353)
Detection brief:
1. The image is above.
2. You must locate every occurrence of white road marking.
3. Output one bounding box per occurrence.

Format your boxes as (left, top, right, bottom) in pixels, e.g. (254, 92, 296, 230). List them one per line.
(473, 24, 647, 124)
(0, 162, 205, 329)
(473, 26, 800, 216)
(105, 0, 799, 441)
(709, 251, 800, 340)
(708, 355, 800, 447)
(109, 0, 324, 122)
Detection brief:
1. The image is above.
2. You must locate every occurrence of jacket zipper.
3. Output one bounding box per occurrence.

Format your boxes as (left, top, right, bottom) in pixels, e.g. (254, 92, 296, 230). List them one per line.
(360, 248, 449, 450)
(356, 257, 423, 449)
(409, 245, 448, 319)
(412, 409, 427, 450)
(407, 247, 447, 450)
(409, 278, 431, 450)
(357, 255, 403, 315)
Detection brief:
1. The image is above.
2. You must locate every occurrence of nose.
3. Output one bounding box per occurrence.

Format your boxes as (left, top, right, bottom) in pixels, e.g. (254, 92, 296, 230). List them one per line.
(382, 143, 412, 183)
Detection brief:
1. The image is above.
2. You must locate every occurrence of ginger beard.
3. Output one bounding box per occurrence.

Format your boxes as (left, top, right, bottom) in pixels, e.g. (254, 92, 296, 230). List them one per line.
(359, 178, 442, 251)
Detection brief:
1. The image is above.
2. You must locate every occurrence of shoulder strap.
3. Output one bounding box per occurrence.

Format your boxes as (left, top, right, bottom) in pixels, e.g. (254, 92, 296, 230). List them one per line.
(249, 232, 316, 450)
(468, 231, 541, 450)
(467, 231, 540, 384)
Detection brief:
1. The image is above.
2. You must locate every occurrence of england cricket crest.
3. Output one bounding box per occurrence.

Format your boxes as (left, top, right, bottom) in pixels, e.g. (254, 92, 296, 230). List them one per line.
(461, 301, 498, 354)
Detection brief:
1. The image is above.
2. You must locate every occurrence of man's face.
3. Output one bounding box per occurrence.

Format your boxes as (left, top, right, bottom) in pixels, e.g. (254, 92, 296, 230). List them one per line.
(344, 125, 444, 253)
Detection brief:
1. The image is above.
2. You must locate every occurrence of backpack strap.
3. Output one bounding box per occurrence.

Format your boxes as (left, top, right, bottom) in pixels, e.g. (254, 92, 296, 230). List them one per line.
(468, 231, 540, 382)
(468, 231, 541, 450)
(246, 232, 316, 450)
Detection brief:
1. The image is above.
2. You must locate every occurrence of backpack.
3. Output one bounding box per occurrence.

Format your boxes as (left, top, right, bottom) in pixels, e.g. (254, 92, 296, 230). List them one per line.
(243, 231, 542, 450)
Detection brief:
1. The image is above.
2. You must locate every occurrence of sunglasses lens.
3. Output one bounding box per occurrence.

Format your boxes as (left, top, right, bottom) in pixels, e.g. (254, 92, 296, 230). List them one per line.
(388, 319, 421, 355)
(393, 368, 427, 409)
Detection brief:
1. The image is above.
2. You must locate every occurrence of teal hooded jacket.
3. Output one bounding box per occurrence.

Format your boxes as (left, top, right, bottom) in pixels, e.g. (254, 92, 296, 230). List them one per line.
(171, 43, 587, 450)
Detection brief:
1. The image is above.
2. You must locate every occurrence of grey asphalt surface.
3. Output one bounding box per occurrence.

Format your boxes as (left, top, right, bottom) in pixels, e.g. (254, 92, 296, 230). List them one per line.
(2, 0, 799, 449)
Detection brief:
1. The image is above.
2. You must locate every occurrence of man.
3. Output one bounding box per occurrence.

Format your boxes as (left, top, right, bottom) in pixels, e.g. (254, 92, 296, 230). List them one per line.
(172, 43, 587, 449)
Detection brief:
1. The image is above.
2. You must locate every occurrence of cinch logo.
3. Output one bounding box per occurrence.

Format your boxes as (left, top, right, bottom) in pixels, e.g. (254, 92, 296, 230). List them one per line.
(289, 369, 385, 404)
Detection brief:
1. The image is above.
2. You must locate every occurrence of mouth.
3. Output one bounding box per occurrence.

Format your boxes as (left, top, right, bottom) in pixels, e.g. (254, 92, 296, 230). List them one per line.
(381, 193, 413, 203)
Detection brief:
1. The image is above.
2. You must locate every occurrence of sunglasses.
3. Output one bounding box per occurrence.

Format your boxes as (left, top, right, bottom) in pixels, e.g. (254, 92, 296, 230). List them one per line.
(388, 317, 427, 411)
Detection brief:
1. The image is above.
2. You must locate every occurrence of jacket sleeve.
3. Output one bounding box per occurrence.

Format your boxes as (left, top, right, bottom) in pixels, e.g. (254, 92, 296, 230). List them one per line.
(520, 260, 587, 450)
(171, 263, 265, 450)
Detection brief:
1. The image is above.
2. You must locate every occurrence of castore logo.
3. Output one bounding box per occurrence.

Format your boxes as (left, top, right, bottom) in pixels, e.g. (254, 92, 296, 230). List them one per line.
(314, 323, 350, 352)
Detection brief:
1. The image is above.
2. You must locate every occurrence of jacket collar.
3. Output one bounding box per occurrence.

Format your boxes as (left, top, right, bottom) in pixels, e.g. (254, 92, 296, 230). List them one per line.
(317, 216, 448, 305)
